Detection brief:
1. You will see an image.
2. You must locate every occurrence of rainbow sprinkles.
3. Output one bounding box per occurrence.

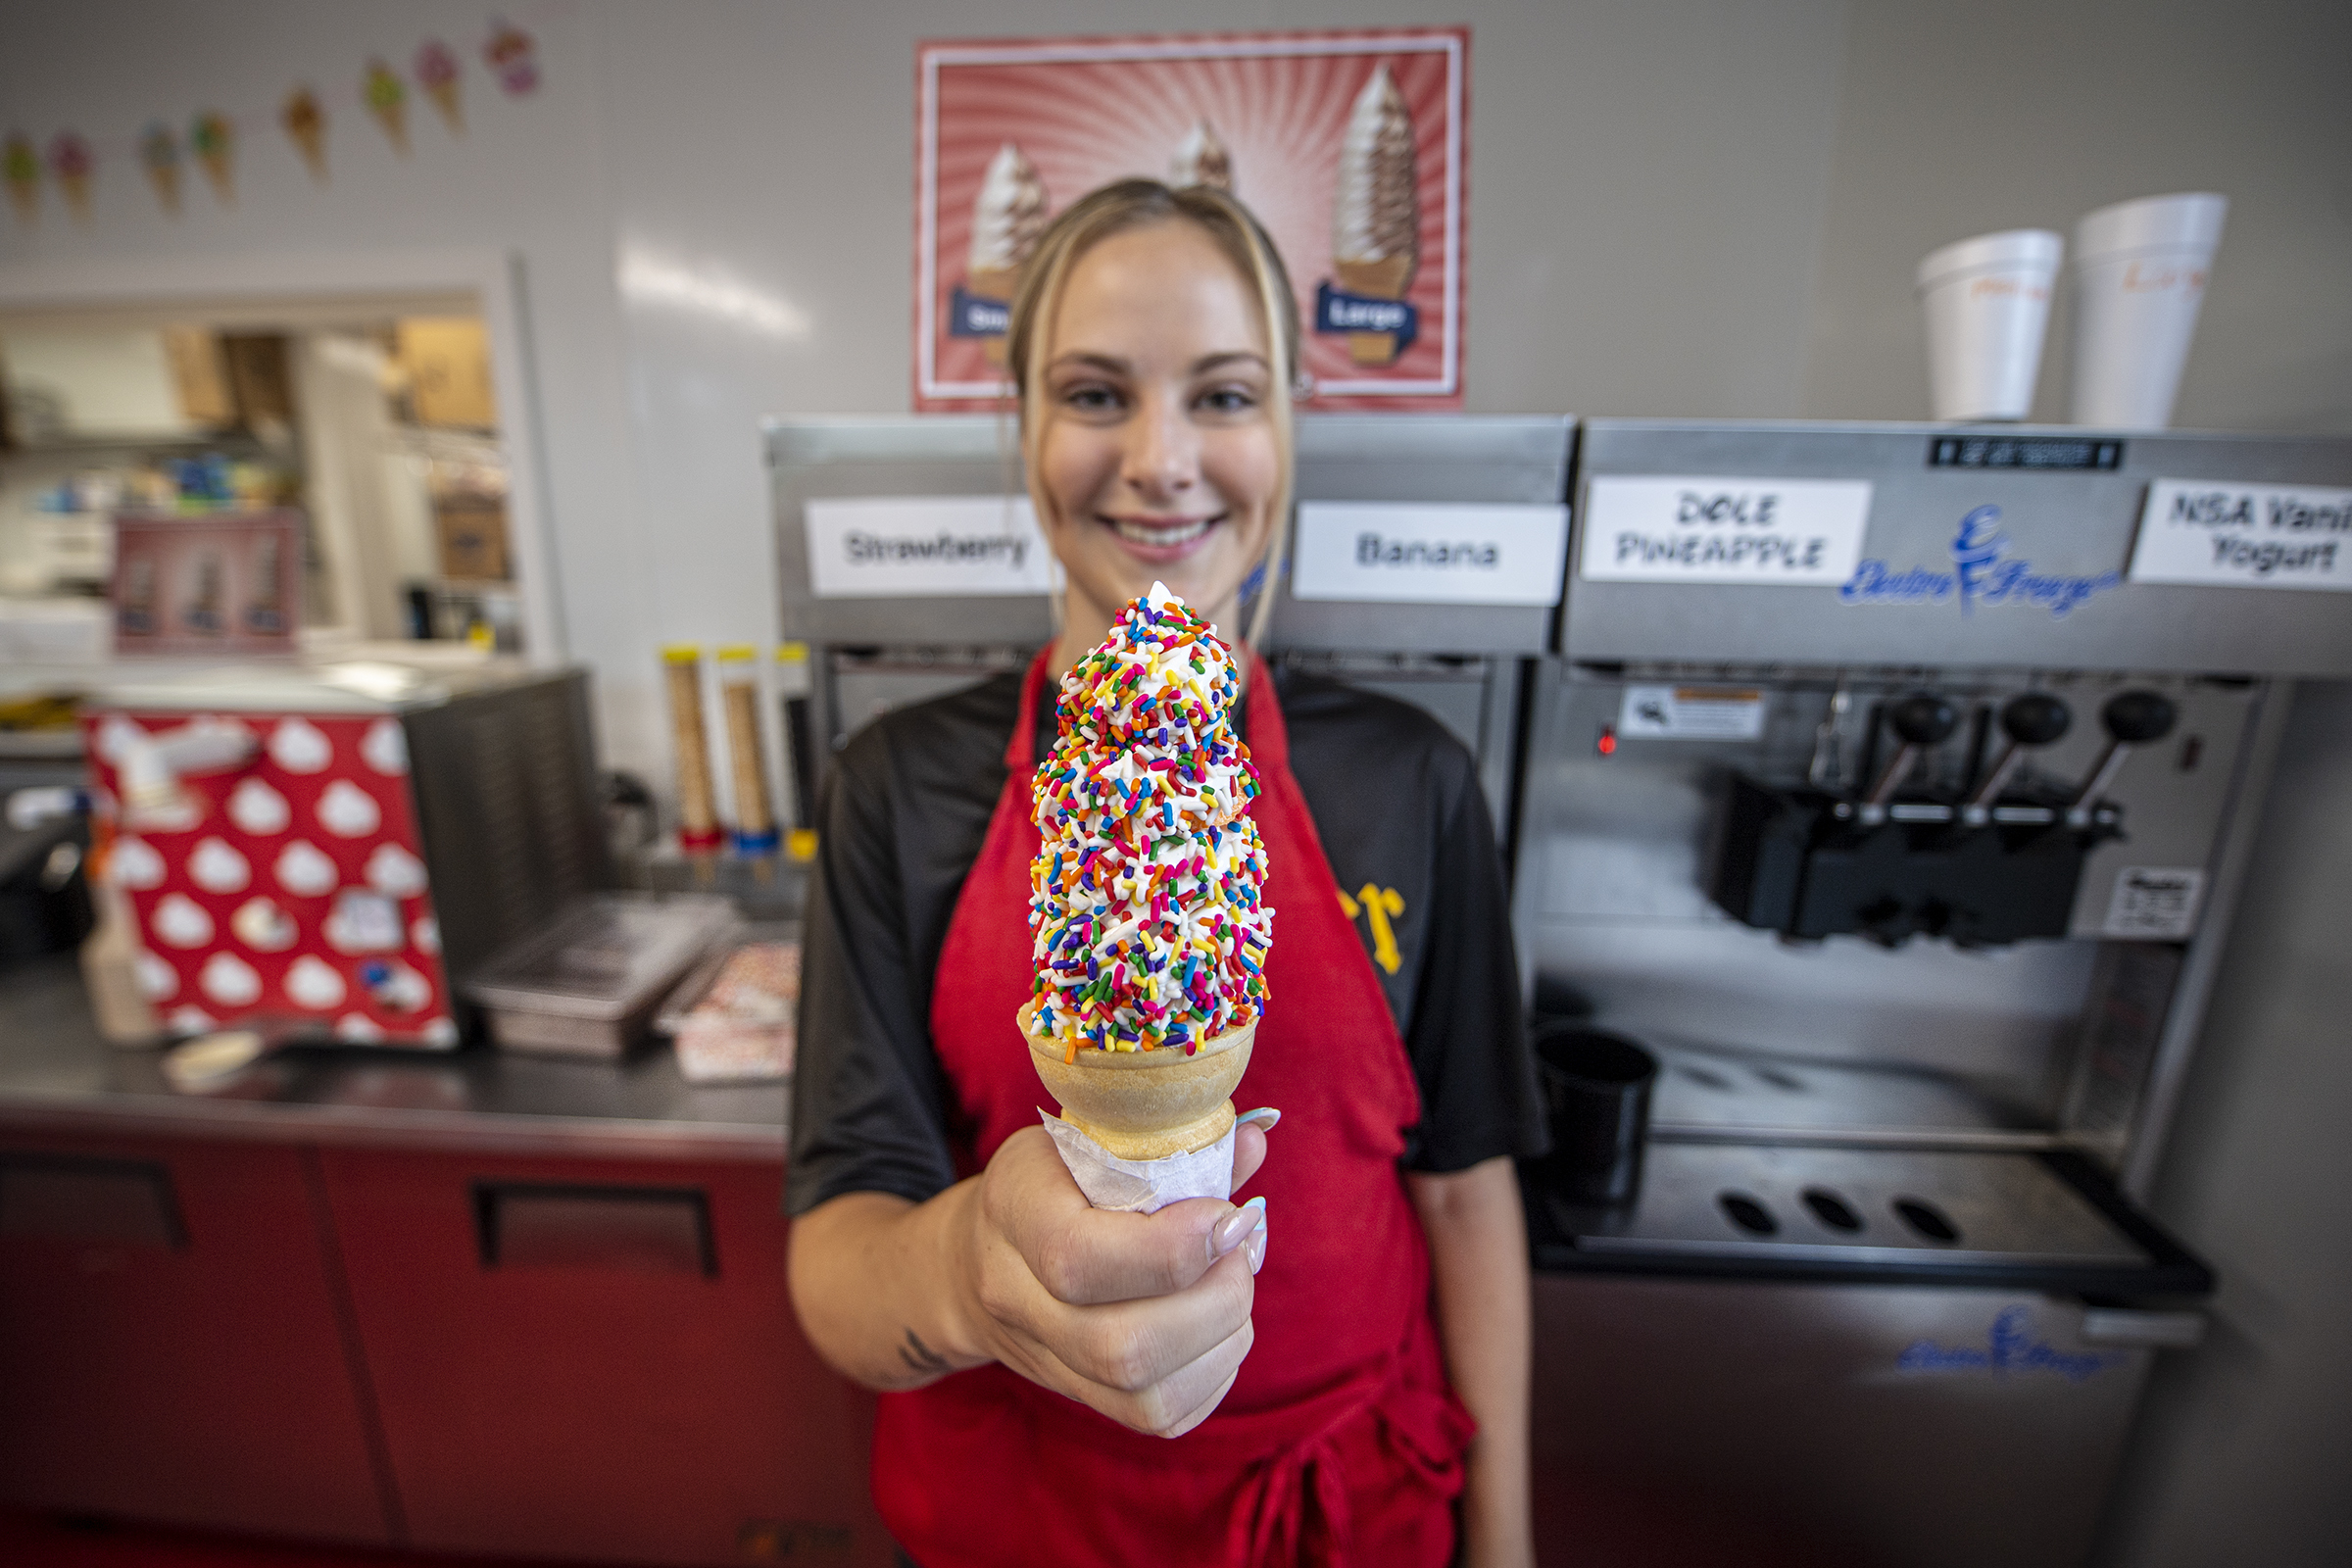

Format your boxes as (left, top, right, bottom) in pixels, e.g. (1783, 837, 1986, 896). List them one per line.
(1027, 582, 1273, 1059)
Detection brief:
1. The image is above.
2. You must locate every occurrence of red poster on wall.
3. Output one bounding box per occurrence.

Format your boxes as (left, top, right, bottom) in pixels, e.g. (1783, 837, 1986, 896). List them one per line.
(914, 28, 1470, 413)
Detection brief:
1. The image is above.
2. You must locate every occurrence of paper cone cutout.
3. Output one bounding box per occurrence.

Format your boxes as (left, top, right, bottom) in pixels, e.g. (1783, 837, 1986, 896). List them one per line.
(190, 112, 235, 204)
(484, 20, 540, 96)
(4, 133, 37, 224)
(415, 39, 465, 133)
(281, 88, 327, 181)
(364, 59, 408, 153)
(47, 132, 92, 223)
(140, 122, 181, 215)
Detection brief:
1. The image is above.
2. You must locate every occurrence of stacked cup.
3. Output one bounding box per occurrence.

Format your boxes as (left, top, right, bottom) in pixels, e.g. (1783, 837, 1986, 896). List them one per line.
(1917, 193, 2229, 431)
(1916, 229, 2064, 421)
(2068, 192, 2228, 428)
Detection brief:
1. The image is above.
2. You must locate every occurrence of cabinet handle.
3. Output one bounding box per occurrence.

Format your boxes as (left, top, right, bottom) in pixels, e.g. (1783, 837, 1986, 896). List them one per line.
(472, 1182, 713, 1277)
(0, 1152, 184, 1249)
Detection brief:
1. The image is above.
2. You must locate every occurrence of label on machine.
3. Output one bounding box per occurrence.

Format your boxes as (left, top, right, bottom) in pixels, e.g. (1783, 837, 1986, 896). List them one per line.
(804, 496, 1057, 598)
(1618, 685, 1767, 739)
(2102, 866, 2205, 940)
(2127, 480, 2352, 592)
(1580, 476, 1873, 585)
(1291, 502, 1570, 605)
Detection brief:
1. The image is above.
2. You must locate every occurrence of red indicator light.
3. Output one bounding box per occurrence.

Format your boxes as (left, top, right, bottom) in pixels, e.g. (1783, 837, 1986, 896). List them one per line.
(1596, 726, 1617, 757)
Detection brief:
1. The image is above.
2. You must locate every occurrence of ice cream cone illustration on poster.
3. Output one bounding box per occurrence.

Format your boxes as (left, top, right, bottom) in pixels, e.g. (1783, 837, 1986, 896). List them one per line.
(1170, 121, 1233, 192)
(365, 59, 409, 153)
(1324, 66, 1420, 368)
(141, 122, 181, 214)
(48, 133, 93, 223)
(282, 89, 327, 181)
(416, 40, 465, 133)
(191, 112, 234, 204)
(4, 133, 38, 224)
(956, 142, 1047, 368)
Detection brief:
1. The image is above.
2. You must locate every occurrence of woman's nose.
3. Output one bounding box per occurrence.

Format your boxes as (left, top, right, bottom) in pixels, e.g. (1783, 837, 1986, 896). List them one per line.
(1121, 397, 1199, 499)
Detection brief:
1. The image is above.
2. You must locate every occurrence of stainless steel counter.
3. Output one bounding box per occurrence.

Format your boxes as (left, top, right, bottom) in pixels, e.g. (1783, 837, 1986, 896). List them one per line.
(0, 951, 788, 1159)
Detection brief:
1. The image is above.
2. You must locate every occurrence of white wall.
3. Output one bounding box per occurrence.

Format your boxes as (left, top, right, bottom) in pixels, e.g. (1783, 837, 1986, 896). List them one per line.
(1, 0, 1859, 784)
(1801, 0, 2352, 430)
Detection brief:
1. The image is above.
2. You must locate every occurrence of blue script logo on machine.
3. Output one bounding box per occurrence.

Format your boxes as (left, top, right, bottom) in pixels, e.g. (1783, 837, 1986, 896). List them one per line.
(1897, 1306, 2121, 1383)
(1840, 506, 2122, 617)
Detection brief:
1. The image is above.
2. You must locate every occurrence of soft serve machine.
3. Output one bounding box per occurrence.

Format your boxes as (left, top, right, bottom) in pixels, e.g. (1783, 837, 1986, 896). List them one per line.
(768, 413, 2352, 1567)
(1517, 420, 2352, 1567)
(763, 414, 1570, 831)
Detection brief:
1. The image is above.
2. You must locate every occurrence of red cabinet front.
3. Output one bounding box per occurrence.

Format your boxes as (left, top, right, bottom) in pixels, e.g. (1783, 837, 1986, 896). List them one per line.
(0, 1130, 393, 1544)
(317, 1147, 887, 1566)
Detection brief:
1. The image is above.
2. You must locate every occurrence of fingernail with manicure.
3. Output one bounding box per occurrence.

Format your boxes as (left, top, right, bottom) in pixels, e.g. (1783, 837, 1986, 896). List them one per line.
(1237, 1107, 1282, 1133)
(1211, 1196, 1267, 1259)
(1245, 1208, 1268, 1275)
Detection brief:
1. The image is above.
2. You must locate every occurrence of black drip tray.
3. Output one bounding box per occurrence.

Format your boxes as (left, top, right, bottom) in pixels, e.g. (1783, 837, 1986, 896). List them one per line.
(1527, 1144, 2211, 1297)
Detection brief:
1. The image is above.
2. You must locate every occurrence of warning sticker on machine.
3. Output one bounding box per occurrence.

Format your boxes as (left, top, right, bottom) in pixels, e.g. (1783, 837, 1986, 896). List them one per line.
(2103, 867, 2204, 939)
(1618, 685, 1767, 739)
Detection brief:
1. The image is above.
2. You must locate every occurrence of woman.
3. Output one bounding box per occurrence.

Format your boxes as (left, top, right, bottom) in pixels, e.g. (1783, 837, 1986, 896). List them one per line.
(788, 179, 1544, 1567)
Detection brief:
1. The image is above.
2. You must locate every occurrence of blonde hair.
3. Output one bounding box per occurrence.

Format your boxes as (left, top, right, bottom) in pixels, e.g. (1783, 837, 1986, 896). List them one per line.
(1004, 179, 1299, 649)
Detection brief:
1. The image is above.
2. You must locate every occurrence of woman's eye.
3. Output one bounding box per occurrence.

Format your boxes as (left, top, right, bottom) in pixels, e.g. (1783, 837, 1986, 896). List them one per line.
(1198, 385, 1260, 415)
(1060, 383, 1123, 414)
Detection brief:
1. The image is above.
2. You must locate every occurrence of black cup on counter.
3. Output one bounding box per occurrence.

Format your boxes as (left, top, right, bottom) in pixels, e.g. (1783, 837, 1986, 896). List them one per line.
(1535, 1023, 1658, 1205)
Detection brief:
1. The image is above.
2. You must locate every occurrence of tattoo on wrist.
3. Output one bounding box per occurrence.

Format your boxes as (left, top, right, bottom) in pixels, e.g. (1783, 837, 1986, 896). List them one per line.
(899, 1328, 953, 1377)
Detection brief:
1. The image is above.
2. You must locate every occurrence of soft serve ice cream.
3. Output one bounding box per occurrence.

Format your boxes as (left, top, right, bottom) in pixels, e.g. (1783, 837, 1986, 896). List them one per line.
(1329, 65, 1421, 366)
(1026, 584, 1272, 1064)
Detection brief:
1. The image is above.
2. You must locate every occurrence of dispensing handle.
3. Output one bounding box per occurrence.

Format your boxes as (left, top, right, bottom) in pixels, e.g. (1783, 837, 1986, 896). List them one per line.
(1859, 694, 1958, 820)
(2068, 690, 2178, 825)
(1962, 695, 2072, 823)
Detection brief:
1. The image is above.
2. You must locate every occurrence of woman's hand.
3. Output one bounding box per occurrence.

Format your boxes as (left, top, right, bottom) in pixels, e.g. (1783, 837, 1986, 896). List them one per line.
(952, 1123, 1269, 1438)
(787, 1120, 1271, 1440)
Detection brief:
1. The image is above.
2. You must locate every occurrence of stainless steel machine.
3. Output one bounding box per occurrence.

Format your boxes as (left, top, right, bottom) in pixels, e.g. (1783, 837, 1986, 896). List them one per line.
(762, 414, 1572, 831)
(1519, 420, 2352, 1567)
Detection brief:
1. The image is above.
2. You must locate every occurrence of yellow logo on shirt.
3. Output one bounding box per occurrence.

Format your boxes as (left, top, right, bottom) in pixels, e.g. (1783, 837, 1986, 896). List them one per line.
(1336, 884, 1404, 975)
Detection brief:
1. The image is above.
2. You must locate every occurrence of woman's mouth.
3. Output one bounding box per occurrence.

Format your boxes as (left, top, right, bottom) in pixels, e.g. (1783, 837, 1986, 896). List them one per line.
(1102, 514, 1217, 561)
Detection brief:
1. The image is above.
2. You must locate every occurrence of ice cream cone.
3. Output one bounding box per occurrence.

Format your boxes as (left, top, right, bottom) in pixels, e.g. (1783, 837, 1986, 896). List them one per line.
(416, 41, 466, 133)
(366, 61, 409, 154)
(47, 133, 92, 224)
(140, 123, 180, 215)
(1330, 65, 1422, 368)
(966, 264, 1019, 366)
(1334, 255, 1414, 367)
(190, 113, 234, 204)
(1023, 1003, 1256, 1160)
(282, 89, 327, 182)
(3, 135, 36, 224)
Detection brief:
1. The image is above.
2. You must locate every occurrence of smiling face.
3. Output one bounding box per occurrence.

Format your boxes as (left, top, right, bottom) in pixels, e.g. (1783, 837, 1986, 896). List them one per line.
(1029, 219, 1284, 666)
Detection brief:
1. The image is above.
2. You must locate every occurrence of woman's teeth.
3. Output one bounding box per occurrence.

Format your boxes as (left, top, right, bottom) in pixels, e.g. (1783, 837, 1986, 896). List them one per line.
(1110, 516, 1211, 545)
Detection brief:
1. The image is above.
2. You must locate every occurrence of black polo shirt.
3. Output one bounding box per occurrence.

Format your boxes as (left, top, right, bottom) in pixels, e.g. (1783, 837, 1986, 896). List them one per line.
(786, 664, 1544, 1216)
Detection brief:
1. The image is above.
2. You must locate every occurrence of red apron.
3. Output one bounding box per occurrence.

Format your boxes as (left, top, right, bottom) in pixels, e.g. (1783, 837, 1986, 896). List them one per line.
(873, 652, 1473, 1568)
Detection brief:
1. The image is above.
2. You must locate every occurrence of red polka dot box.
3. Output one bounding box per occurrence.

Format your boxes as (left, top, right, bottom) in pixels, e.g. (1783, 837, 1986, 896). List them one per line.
(79, 663, 605, 1049)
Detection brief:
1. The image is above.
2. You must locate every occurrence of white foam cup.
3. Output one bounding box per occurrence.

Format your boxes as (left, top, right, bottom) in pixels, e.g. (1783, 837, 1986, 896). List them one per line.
(2068, 192, 2227, 429)
(1916, 229, 2063, 421)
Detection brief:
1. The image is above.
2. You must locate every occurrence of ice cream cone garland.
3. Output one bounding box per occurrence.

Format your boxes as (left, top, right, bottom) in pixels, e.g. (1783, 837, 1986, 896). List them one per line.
(1024, 583, 1273, 1162)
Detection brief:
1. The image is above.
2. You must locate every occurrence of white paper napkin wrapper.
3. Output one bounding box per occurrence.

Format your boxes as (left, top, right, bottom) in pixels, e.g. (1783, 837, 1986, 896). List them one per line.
(1041, 1110, 1236, 1213)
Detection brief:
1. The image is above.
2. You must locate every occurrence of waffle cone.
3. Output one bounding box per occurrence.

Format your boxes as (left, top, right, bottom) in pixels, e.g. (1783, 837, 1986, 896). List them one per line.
(1021, 1003, 1255, 1160)
(1333, 255, 1415, 367)
(966, 267, 1019, 367)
